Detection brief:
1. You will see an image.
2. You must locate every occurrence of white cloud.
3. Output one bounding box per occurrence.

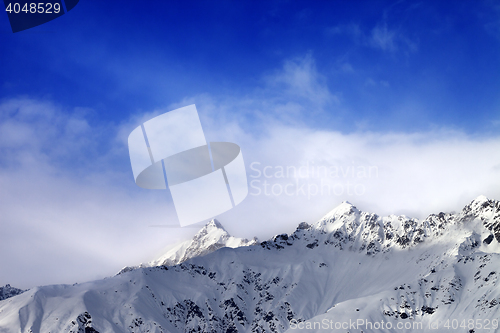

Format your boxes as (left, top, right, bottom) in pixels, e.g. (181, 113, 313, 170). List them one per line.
(209, 122, 500, 240)
(0, 98, 196, 289)
(1, 55, 499, 289)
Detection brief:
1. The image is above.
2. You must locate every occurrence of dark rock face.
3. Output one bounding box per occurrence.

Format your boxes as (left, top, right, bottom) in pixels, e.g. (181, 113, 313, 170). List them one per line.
(297, 222, 311, 230)
(67, 312, 100, 333)
(126, 264, 303, 333)
(0, 284, 25, 301)
(461, 197, 500, 243)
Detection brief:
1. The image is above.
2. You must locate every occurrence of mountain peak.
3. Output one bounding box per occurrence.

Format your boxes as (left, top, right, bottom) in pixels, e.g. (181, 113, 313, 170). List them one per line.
(319, 200, 359, 221)
(472, 195, 490, 204)
(462, 195, 498, 216)
(119, 219, 258, 274)
(192, 219, 229, 242)
(203, 219, 225, 231)
(155, 219, 258, 266)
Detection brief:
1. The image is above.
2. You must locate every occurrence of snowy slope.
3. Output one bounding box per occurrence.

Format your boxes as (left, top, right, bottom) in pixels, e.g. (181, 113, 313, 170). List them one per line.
(0, 196, 499, 333)
(284, 196, 500, 332)
(118, 219, 259, 274)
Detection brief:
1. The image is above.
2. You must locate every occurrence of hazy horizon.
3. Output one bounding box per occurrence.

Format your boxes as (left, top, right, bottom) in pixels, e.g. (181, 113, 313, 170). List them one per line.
(1, 0, 500, 289)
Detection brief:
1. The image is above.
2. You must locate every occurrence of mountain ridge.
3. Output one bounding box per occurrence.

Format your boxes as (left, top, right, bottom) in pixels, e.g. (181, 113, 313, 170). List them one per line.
(0, 196, 498, 333)
(118, 218, 258, 274)
(262, 196, 499, 256)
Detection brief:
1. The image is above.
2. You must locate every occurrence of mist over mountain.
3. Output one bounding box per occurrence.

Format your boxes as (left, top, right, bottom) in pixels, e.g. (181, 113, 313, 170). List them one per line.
(118, 219, 258, 274)
(0, 196, 498, 333)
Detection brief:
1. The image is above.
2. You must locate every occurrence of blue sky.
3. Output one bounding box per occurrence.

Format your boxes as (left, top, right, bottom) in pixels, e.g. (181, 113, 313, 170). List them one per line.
(2, 0, 500, 132)
(1, 1, 500, 288)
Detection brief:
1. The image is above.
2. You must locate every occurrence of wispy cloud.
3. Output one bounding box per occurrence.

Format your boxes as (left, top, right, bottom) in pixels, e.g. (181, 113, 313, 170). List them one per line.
(327, 23, 363, 40)
(1, 54, 499, 289)
(328, 21, 417, 53)
(483, 0, 500, 40)
(264, 53, 337, 107)
(370, 23, 398, 51)
(0, 98, 194, 288)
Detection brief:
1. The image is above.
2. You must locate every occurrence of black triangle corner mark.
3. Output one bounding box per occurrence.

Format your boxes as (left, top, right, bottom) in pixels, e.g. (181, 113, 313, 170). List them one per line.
(63, 0, 79, 12)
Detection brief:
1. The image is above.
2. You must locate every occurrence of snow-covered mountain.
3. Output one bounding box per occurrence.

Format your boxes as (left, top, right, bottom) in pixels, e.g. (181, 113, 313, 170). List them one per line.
(0, 285, 25, 302)
(118, 219, 259, 274)
(0, 196, 499, 333)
